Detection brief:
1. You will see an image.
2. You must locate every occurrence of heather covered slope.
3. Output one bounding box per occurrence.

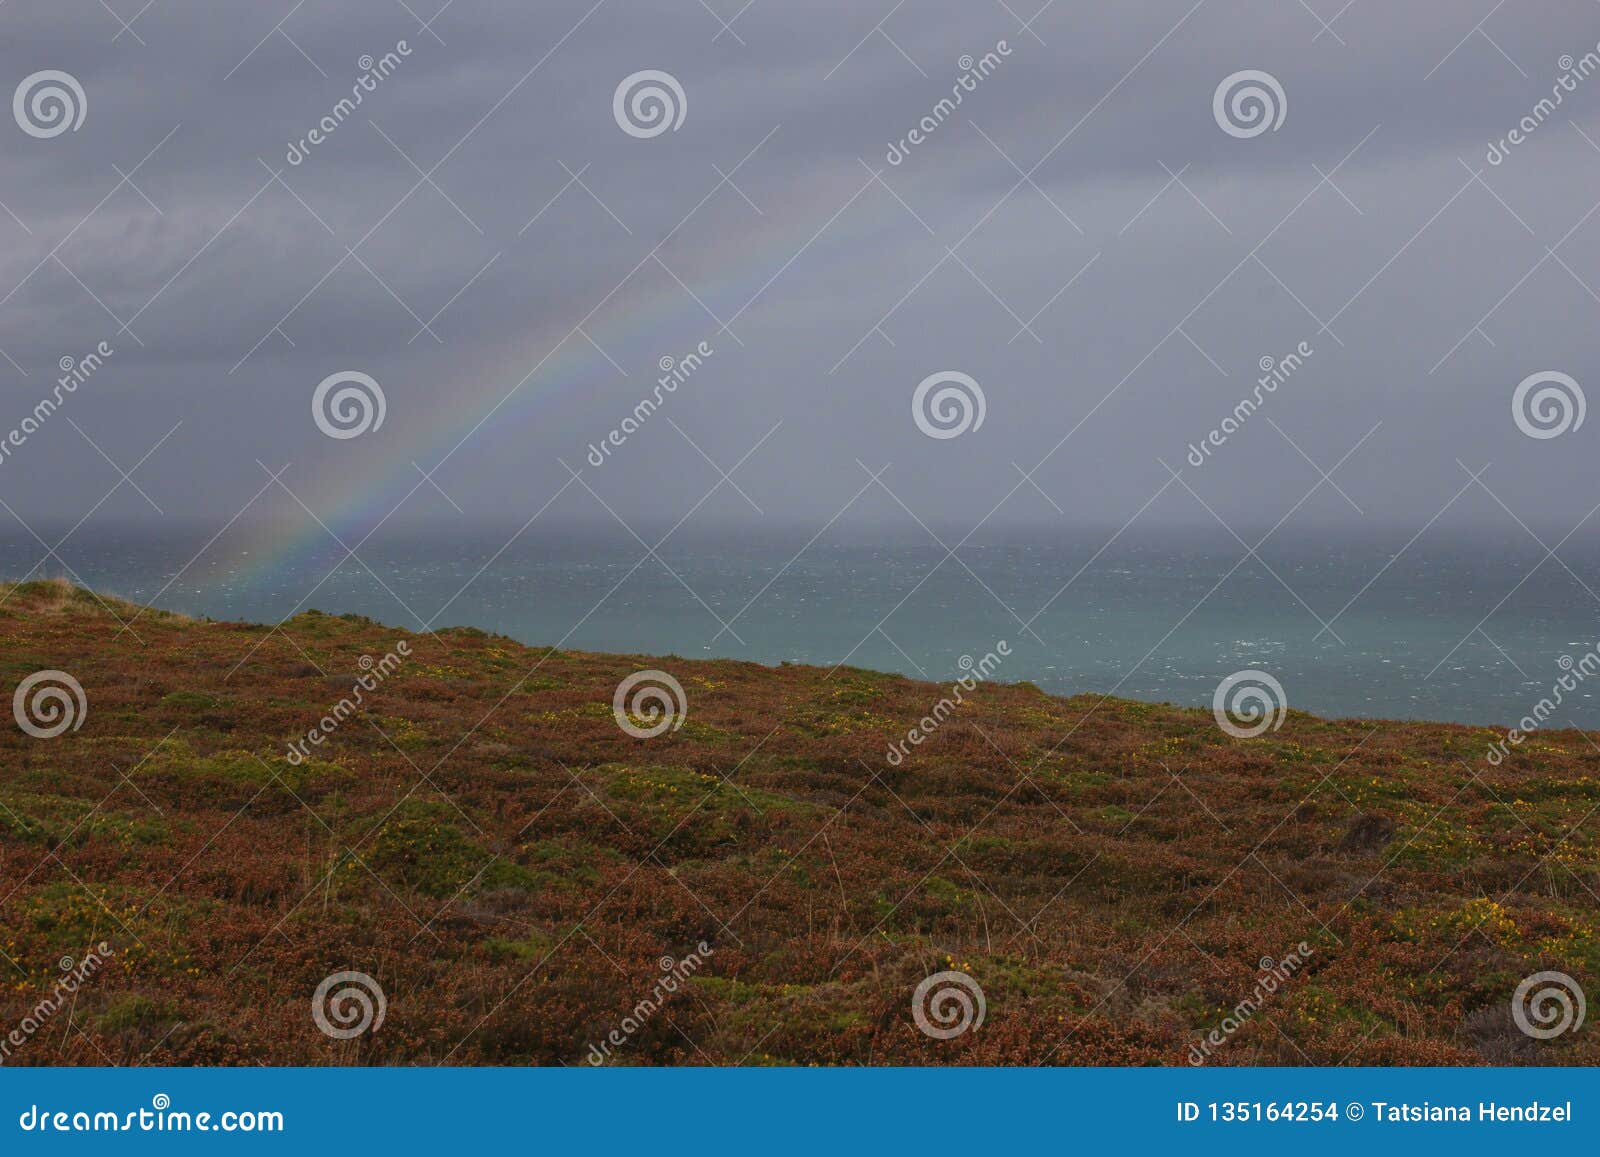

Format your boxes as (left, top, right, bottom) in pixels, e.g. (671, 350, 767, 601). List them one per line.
(0, 579, 1595, 1066)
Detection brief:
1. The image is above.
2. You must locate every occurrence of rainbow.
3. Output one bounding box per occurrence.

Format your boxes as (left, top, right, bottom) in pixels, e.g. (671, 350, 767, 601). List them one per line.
(220, 164, 880, 595)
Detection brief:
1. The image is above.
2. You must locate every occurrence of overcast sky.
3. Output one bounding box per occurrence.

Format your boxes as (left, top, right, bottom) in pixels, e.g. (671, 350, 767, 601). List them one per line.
(2, 0, 1599, 544)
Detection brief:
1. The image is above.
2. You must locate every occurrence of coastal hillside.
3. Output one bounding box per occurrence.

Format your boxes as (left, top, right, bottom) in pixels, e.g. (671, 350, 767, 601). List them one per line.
(0, 579, 1594, 1066)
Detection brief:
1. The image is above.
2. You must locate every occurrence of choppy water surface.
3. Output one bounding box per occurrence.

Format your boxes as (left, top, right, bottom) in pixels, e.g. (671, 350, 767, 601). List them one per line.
(7, 525, 1599, 728)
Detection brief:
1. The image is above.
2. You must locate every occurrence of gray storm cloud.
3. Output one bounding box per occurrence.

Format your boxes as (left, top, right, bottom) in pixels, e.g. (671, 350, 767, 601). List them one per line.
(0, 0, 1596, 541)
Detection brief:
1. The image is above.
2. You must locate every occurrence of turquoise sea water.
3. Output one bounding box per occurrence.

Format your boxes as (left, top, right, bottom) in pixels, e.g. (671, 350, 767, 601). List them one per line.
(6, 525, 1599, 729)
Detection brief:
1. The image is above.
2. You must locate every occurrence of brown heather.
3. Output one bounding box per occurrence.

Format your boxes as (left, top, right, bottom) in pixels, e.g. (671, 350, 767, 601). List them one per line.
(0, 580, 1595, 1066)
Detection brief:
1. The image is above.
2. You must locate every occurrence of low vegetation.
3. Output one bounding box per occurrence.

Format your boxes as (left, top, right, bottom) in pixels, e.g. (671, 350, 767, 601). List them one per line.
(0, 578, 1594, 1065)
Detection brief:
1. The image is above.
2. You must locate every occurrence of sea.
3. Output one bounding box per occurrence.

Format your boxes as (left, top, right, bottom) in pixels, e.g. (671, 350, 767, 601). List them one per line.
(5, 524, 1599, 730)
